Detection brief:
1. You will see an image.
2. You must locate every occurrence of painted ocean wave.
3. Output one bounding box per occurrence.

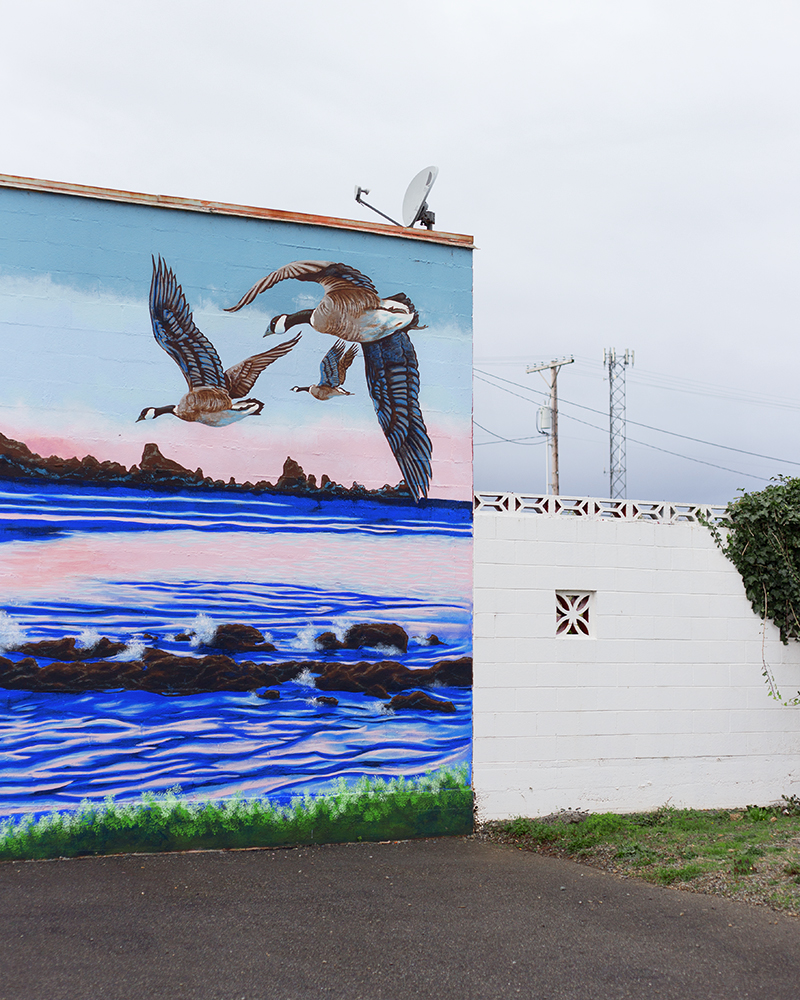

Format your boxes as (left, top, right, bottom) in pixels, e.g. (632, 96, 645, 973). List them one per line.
(0, 482, 471, 540)
(0, 480, 472, 820)
(0, 684, 472, 818)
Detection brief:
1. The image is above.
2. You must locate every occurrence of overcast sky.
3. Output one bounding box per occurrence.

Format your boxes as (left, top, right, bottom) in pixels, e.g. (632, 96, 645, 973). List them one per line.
(2, 0, 799, 504)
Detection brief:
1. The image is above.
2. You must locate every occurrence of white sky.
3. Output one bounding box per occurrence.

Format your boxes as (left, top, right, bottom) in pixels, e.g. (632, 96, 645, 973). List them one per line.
(2, 0, 799, 503)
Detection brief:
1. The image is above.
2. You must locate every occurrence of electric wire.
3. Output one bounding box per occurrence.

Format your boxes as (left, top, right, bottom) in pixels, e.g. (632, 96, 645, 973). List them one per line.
(475, 368, 800, 469)
(558, 410, 769, 481)
(475, 371, 770, 480)
(473, 420, 545, 446)
(573, 355, 800, 413)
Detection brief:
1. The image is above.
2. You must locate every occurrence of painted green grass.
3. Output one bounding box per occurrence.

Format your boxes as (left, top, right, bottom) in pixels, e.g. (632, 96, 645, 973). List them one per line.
(484, 801, 800, 913)
(0, 767, 473, 861)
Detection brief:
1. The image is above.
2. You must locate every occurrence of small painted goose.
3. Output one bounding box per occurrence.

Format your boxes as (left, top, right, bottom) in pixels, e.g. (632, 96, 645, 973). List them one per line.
(226, 261, 432, 499)
(292, 340, 358, 400)
(137, 257, 301, 427)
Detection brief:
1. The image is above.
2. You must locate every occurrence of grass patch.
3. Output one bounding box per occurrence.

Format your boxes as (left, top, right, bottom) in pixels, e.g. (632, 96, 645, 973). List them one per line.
(0, 767, 472, 861)
(653, 862, 705, 885)
(483, 800, 800, 915)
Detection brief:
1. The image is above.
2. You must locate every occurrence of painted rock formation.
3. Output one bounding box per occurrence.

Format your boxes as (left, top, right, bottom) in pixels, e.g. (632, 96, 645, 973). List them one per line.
(315, 623, 410, 654)
(0, 432, 421, 503)
(0, 647, 472, 700)
(384, 691, 456, 713)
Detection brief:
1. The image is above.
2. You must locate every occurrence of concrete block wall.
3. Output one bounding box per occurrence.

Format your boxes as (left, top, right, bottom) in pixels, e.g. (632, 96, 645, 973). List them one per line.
(473, 508, 800, 819)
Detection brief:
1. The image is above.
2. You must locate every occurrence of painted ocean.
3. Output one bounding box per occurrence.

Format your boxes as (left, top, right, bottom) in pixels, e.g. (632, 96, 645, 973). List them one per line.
(0, 482, 472, 819)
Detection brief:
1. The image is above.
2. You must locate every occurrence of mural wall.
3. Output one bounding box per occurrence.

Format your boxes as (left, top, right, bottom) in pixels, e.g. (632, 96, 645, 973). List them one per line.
(0, 180, 474, 857)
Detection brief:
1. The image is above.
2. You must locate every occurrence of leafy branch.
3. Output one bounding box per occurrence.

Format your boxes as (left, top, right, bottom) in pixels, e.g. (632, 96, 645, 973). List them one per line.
(704, 476, 800, 705)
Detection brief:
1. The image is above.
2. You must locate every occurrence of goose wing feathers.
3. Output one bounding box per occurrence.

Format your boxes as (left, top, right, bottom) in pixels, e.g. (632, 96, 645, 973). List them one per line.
(362, 332, 432, 501)
(320, 340, 358, 388)
(226, 261, 382, 316)
(224, 333, 302, 398)
(150, 257, 226, 390)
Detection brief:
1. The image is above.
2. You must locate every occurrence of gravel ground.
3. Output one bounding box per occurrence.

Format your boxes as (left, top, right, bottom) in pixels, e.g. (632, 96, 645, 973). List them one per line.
(478, 824, 800, 917)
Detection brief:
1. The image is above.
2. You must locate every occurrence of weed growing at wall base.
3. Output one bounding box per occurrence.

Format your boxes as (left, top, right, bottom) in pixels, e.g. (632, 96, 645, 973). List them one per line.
(0, 768, 472, 861)
(485, 802, 800, 915)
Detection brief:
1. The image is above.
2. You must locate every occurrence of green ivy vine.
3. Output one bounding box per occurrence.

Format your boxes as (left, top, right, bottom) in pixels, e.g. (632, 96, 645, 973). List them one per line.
(705, 477, 800, 705)
(707, 477, 800, 645)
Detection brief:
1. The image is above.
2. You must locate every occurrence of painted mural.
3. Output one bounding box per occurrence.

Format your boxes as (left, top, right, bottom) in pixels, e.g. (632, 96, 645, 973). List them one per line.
(0, 181, 474, 858)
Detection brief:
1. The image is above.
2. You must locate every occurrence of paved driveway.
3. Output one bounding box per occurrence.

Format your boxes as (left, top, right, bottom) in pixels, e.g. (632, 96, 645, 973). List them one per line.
(1, 837, 798, 999)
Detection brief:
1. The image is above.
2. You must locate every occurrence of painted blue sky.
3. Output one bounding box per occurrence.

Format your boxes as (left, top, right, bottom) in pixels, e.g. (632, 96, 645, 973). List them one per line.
(0, 188, 473, 498)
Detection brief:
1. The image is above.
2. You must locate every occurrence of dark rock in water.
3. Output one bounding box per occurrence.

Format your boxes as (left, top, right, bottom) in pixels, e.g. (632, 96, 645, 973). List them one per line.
(314, 631, 344, 652)
(424, 634, 444, 646)
(257, 689, 280, 701)
(140, 633, 159, 642)
(385, 691, 456, 713)
(0, 656, 40, 686)
(14, 638, 83, 660)
(429, 656, 472, 687)
(86, 637, 129, 659)
(204, 623, 276, 653)
(14, 636, 127, 661)
(173, 632, 193, 642)
(344, 623, 409, 654)
(313, 656, 472, 698)
(0, 645, 472, 698)
(314, 696, 339, 707)
(0, 651, 313, 696)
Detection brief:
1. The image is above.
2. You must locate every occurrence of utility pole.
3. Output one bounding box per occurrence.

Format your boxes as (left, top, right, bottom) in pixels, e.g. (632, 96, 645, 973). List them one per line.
(604, 348, 634, 499)
(526, 356, 574, 495)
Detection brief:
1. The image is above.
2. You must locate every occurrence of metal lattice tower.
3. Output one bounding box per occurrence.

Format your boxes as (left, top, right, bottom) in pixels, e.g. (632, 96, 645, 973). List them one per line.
(604, 348, 633, 500)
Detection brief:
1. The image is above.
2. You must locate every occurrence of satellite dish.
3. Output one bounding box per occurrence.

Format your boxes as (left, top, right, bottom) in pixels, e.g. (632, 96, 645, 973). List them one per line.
(353, 166, 439, 230)
(402, 166, 438, 229)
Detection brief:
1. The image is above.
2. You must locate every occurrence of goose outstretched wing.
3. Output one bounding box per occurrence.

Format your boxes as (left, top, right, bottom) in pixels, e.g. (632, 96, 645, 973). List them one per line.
(320, 340, 358, 388)
(225, 261, 382, 317)
(224, 333, 302, 399)
(362, 332, 432, 501)
(149, 257, 225, 390)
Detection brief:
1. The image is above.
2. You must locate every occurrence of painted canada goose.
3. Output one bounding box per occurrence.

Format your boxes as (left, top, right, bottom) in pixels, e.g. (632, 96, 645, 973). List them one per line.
(226, 261, 432, 499)
(292, 340, 358, 400)
(137, 257, 301, 427)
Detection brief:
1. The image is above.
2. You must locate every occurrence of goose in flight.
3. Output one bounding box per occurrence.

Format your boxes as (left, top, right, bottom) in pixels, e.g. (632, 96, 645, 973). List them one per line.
(292, 340, 358, 400)
(226, 261, 433, 499)
(138, 257, 301, 427)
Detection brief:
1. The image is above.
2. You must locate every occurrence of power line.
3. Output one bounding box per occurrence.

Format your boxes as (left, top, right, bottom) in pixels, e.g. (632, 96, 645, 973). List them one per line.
(473, 420, 545, 446)
(555, 410, 768, 481)
(573, 355, 800, 413)
(474, 368, 800, 469)
(474, 371, 545, 406)
(476, 370, 770, 480)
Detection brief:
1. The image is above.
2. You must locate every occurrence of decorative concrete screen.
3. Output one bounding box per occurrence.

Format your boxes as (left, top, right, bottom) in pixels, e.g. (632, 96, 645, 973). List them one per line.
(0, 176, 474, 857)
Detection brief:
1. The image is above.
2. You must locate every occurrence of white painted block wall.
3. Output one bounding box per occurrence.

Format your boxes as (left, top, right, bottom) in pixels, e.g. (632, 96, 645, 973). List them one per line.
(473, 510, 800, 819)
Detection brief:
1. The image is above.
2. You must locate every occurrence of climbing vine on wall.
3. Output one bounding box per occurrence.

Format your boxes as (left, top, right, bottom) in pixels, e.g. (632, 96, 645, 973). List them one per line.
(707, 476, 800, 645)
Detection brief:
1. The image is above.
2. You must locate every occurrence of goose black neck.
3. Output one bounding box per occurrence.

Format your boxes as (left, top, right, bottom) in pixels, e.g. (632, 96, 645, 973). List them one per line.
(283, 309, 313, 330)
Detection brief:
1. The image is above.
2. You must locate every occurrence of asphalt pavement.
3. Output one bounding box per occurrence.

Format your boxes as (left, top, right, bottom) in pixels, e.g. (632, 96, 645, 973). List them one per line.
(1, 836, 798, 999)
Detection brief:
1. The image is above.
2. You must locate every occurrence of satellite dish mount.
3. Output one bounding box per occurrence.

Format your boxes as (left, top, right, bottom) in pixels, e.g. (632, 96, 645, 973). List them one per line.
(354, 166, 439, 230)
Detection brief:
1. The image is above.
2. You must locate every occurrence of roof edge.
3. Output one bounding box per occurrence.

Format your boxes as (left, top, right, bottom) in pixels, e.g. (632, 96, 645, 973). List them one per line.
(0, 173, 475, 249)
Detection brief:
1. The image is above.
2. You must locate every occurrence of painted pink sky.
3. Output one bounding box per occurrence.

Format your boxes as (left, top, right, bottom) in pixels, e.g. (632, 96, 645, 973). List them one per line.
(5, 410, 473, 501)
(1, 529, 472, 609)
